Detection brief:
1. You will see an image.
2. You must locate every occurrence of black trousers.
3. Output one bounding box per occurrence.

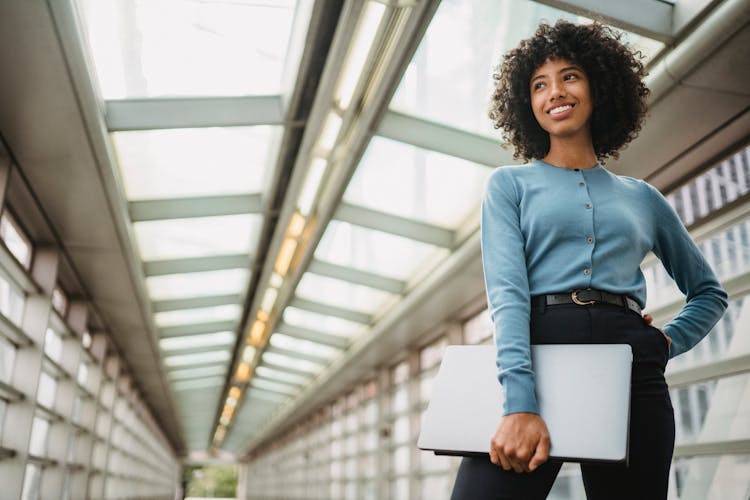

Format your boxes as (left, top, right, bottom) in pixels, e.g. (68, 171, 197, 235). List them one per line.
(450, 302, 675, 500)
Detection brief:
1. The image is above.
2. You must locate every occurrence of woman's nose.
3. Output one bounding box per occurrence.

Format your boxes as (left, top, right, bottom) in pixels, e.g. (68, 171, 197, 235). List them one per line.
(549, 79, 566, 99)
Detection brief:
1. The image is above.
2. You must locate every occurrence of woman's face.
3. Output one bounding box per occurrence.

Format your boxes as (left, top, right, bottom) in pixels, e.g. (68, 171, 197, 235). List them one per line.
(529, 58, 593, 142)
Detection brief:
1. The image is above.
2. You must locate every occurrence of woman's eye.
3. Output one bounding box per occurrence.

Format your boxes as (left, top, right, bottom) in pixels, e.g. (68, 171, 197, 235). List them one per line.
(533, 81, 545, 90)
(563, 73, 577, 81)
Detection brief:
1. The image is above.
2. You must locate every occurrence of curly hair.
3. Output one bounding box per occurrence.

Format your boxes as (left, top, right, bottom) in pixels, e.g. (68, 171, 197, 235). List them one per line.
(489, 20, 649, 162)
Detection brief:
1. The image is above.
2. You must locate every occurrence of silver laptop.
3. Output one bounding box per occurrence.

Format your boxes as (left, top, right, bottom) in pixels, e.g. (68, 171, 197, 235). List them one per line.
(418, 344, 632, 463)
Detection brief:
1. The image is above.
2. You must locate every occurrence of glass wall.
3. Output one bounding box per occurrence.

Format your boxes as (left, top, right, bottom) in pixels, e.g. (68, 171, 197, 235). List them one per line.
(0, 145, 179, 500)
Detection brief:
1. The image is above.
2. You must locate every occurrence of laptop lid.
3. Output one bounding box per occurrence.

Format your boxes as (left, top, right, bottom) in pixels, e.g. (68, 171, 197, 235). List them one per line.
(417, 344, 632, 463)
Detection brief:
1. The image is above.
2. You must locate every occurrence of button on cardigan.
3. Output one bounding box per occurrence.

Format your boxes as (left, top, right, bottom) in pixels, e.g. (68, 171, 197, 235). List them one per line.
(481, 160, 728, 416)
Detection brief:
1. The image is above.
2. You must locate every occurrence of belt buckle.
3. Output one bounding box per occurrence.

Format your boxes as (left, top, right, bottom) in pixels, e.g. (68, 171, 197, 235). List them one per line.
(571, 290, 596, 306)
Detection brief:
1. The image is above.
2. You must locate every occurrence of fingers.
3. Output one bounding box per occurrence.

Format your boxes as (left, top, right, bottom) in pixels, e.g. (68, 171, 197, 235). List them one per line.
(528, 435, 550, 472)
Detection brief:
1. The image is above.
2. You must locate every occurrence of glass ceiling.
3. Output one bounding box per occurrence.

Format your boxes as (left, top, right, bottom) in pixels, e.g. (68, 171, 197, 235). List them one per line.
(390, 0, 665, 138)
(76, 0, 674, 455)
(76, 0, 305, 453)
(78, 0, 297, 99)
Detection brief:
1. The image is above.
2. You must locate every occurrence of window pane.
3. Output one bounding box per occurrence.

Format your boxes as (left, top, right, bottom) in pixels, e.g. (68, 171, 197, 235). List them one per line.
(21, 464, 41, 500)
(113, 127, 278, 200)
(295, 272, 395, 316)
(315, 220, 446, 281)
(262, 351, 322, 374)
(78, 0, 298, 98)
(44, 327, 63, 362)
(345, 137, 490, 229)
(283, 307, 365, 338)
(254, 365, 310, 386)
(37, 372, 57, 408)
(133, 214, 261, 260)
(672, 454, 750, 499)
(154, 304, 241, 327)
(169, 365, 227, 381)
(268, 333, 341, 360)
(0, 212, 32, 268)
(0, 334, 15, 383)
(28, 417, 50, 456)
(164, 350, 230, 368)
(0, 272, 25, 325)
(146, 268, 249, 301)
(160, 331, 235, 352)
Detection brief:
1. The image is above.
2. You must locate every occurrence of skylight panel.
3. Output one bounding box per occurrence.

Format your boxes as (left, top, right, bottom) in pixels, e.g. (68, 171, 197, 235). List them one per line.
(169, 365, 228, 381)
(344, 137, 490, 229)
(112, 127, 278, 200)
(315, 220, 447, 281)
(268, 333, 341, 360)
(283, 307, 365, 338)
(160, 331, 235, 352)
(164, 350, 231, 368)
(295, 272, 395, 315)
(146, 268, 249, 301)
(154, 304, 242, 328)
(77, 0, 297, 99)
(254, 365, 311, 386)
(261, 351, 324, 374)
(133, 214, 260, 261)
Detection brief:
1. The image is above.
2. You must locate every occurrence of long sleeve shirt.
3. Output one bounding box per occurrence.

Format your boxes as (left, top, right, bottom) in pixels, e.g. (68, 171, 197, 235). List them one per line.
(481, 159, 728, 416)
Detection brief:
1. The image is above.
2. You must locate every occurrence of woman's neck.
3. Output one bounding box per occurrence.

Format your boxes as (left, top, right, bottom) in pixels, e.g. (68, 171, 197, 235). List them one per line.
(543, 135, 598, 169)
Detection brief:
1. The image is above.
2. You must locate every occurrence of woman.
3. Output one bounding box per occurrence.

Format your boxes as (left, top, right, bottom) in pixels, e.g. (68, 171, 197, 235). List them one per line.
(450, 21, 728, 499)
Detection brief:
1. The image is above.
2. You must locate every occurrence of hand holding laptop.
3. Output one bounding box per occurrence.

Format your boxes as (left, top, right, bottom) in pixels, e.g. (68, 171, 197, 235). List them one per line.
(490, 412, 550, 473)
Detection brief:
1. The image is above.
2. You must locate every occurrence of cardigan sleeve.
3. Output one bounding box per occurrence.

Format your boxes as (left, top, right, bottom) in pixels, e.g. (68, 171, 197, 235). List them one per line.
(481, 168, 538, 415)
(645, 182, 728, 357)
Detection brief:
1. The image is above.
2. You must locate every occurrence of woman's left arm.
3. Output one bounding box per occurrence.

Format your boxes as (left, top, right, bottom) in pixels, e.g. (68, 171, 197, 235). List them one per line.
(645, 183, 729, 358)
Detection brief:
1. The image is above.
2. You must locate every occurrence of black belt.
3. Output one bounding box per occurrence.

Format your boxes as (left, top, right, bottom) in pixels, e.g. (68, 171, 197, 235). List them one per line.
(532, 289, 642, 315)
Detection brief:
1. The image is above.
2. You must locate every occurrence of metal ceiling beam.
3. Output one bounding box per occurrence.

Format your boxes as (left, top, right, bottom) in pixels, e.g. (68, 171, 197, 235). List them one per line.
(106, 95, 285, 131)
(674, 439, 750, 458)
(376, 110, 511, 168)
(159, 321, 237, 338)
(666, 353, 750, 389)
(289, 297, 372, 324)
(532, 0, 674, 42)
(308, 258, 405, 294)
(143, 254, 250, 277)
(335, 202, 454, 248)
(276, 322, 350, 350)
(152, 294, 243, 313)
(129, 193, 263, 222)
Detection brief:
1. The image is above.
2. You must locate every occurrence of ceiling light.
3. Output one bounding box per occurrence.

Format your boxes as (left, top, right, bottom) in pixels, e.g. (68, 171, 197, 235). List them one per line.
(297, 158, 327, 216)
(261, 287, 278, 313)
(236, 362, 251, 381)
(270, 272, 283, 289)
(288, 211, 306, 238)
(274, 237, 298, 276)
(336, 1, 387, 109)
(317, 111, 342, 152)
(249, 319, 266, 346)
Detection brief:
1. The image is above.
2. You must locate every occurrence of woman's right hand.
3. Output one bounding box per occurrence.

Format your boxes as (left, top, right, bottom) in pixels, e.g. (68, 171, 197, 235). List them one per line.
(489, 412, 550, 473)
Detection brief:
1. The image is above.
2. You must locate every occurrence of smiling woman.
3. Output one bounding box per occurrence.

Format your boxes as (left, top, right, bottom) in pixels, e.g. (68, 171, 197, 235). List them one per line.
(489, 21, 649, 163)
(450, 20, 728, 500)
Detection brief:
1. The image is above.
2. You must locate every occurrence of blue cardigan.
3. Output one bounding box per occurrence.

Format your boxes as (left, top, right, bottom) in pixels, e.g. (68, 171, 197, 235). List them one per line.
(481, 160, 728, 415)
